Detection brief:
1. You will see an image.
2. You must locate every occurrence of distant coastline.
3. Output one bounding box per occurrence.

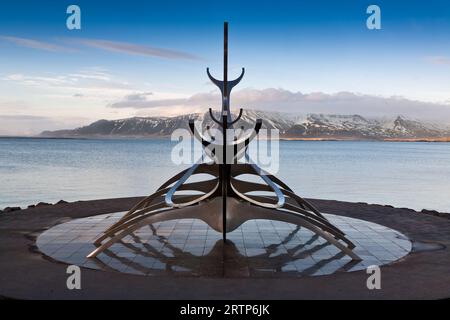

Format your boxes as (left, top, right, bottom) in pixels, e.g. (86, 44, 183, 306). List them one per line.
(2, 135, 450, 142)
(280, 137, 450, 142)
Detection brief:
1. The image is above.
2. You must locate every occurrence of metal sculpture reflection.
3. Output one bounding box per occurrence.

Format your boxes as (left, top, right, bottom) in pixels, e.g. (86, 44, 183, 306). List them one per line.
(90, 224, 360, 277)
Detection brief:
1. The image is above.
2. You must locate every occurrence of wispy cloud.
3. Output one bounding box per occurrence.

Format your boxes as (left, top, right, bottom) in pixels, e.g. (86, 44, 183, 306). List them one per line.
(426, 56, 450, 65)
(1, 68, 137, 104)
(0, 114, 49, 121)
(71, 38, 202, 61)
(2, 68, 130, 91)
(0, 35, 75, 52)
(109, 91, 183, 109)
(1, 35, 201, 61)
(3, 73, 71, 86)
(68, 69, 111, 81)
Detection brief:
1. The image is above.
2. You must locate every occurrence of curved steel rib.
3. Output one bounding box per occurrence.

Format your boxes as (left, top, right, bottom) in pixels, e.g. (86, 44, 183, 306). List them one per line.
(230, 108, 243, 125)
(206, 67, 245, 95)
(189, 117, 262, 164)
(230, 165, 285, 209)
(227, 68, 245, 91)
(165, 163, 219, 208)
(206, 67, 223, 92)
(208, 108, 222, 126)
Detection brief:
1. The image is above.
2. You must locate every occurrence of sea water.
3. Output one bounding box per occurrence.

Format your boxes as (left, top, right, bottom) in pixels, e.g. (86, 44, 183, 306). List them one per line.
(0, 138, 449, 212)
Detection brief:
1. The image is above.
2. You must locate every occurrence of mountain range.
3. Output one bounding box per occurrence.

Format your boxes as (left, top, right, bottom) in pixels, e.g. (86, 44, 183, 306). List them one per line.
(39, 110, 450, 141)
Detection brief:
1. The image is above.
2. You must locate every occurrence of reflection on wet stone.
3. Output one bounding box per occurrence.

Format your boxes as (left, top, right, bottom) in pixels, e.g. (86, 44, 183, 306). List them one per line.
(36, 212, 412, 278)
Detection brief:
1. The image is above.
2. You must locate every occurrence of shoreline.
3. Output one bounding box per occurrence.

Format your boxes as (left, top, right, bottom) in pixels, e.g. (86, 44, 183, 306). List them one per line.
(280, 137, 450, 142)
(1, 135, 450, 142)
(1, 197, 448, 220)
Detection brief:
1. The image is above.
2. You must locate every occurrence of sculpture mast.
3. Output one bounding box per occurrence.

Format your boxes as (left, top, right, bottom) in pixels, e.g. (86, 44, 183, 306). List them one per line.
(216, 21, 241, 242)
(222, 21, 229, 243)
(223, 22, 229, 116)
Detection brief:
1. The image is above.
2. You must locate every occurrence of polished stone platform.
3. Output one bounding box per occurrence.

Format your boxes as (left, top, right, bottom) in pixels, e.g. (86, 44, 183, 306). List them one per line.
(2, 197, 450, 299)
(37, 211, 411, 277)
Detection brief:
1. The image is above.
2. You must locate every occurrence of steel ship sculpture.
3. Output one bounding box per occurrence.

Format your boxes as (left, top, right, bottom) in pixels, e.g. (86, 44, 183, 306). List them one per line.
(87, 22, 361, 261)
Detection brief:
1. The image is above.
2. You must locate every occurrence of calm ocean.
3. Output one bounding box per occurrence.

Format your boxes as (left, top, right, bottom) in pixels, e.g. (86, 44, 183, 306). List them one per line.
(1, 138, 449, 212)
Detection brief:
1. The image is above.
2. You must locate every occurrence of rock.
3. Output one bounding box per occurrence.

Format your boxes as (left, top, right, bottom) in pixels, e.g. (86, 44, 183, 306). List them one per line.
(36, 202, 52, 207)
(421, 209, 440, 215)
(0, 210, 3, 214)
(56, 200, 68, 205)
(420, 209, 450, 219)
(4, 207, 21, 213)
(27, 204, 36, 209)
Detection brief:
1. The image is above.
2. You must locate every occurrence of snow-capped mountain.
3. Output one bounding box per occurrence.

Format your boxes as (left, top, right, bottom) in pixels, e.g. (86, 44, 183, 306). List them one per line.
(284, 114, 449, 139)
(40, 110, 450, 140)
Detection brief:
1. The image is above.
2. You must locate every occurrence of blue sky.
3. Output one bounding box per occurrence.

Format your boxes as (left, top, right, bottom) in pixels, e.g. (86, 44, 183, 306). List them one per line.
(1, 0, 450, 134)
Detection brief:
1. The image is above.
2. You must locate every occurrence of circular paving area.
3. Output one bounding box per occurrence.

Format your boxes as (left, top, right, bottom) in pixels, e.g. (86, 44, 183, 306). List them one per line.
(37, 212, 411, 278)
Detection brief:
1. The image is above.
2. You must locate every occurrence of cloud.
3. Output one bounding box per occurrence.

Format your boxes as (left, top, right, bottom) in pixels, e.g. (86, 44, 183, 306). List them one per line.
(71, 38, 202, 61)
(3, 73, 71, 86)
(68, 69, 111, 81)
(0, 100, 30, 111)
(125, 92, 153, 101)
(1, 35, 200, 61)
(426, 56, 450, 65)
(109, 92, 155, 108)
(0, 114, 47, 121)
(2, 68, 133, 100)
(2, 68, 119, 88)
(0, 114, 86, 136)
(109, 88, 450, 122)
(0, 35, 75, 52)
